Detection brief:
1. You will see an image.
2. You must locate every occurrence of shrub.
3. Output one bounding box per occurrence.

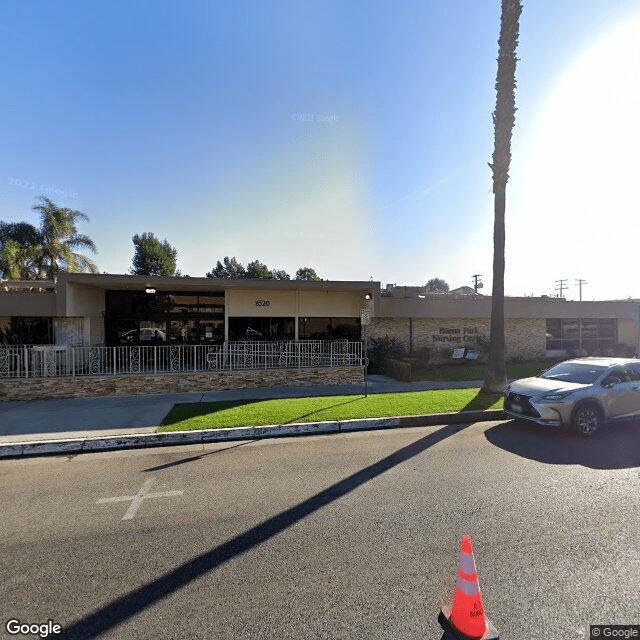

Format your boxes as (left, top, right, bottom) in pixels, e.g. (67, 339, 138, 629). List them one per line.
(387, 358, 413, 382)
(413, 347, 431, 368)
(367, 335, 407, 374)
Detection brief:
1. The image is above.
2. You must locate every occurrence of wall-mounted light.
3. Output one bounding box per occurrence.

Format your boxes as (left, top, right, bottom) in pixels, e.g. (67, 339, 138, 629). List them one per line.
(365, 293, 372, 300)
(145, 288, 156, 294)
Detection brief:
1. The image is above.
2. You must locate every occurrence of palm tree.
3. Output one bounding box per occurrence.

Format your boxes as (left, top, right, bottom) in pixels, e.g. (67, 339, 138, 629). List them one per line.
(0, 222, 42, 279)
(31, 196, 98, 279)
(482, 0, 523, 394)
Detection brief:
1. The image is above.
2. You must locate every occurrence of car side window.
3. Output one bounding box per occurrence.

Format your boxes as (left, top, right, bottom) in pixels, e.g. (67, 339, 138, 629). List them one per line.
(603, 367, 629, 385)
(627, 364, 640, 381)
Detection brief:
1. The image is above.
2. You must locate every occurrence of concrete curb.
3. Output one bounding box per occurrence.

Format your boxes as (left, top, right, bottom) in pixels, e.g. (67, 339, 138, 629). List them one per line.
(0, 410, 505, 459)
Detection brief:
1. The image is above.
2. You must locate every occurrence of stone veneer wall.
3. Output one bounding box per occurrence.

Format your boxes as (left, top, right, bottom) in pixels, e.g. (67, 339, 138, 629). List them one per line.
(369, 317, 545, 362)
(0, 367, 364, 402)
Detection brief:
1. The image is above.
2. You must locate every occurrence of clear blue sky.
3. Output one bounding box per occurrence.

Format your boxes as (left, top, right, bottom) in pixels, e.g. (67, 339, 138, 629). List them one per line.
(1, 0, 639, 300)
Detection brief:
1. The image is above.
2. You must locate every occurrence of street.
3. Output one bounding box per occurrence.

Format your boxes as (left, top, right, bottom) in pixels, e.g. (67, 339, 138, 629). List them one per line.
(1, 419, 639, 639)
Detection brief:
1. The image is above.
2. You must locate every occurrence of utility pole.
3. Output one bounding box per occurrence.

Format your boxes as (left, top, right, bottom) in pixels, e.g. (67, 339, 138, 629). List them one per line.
(472, 274, 483, 293)
(555, 279, 567, 298)
(575, 279, 587, 301)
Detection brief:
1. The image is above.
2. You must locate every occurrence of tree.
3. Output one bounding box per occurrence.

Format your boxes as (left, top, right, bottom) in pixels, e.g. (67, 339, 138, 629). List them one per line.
(130, 232, 178, 277)
(0, 197, 98, 280)
(206, 257, 291, 279)
(482, 0, 523, 394)
(0, 222, 41, 279)
(206, 256, 247, 279)
(245, 260, 273, 279)
(295, 266, 321, 281)
(425, 278, 449, 293)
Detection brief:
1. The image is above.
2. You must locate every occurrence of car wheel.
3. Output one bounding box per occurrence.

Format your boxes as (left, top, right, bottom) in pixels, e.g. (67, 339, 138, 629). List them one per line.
(571, 403, 603, 437)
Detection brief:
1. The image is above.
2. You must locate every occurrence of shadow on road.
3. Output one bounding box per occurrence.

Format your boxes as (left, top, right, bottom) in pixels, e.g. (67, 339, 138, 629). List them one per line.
(484, 419, 640, 470)
(141, 441, 252, 473)
(58, 421, 470, 639)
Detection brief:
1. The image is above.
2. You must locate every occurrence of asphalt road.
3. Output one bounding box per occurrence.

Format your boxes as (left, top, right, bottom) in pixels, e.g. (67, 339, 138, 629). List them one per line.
(1, 419, 639, 640)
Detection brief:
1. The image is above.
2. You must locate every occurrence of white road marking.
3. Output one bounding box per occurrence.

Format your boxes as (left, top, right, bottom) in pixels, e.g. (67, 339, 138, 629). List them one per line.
(96, 479, 183, 520)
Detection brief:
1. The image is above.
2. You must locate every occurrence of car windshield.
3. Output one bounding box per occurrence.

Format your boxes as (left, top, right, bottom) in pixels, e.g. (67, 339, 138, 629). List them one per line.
(539, 362, 608, 384)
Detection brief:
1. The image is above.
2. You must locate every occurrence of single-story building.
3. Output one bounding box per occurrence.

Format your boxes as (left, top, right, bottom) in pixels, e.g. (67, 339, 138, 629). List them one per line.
(2, 274, 640, 358)
(1, 274, 639, 399)
(1, 273, 374, 346)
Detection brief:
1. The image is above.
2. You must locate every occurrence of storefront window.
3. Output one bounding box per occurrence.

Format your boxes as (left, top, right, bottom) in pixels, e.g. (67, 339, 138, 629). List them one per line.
(105, 290, 225, 346)
(299, 317, 361, 340)
(228, 317, 295, 341)
(546, 318, 617, 355)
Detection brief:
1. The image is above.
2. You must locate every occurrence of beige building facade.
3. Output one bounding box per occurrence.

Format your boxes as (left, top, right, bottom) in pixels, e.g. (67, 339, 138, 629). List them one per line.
(2, 275, 639, 361)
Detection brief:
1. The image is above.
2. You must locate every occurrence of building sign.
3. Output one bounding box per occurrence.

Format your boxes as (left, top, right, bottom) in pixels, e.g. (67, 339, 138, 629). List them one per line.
(255, 299, 271, 307)
(431, 326, 485, 344)
(360, 309, 371, 326)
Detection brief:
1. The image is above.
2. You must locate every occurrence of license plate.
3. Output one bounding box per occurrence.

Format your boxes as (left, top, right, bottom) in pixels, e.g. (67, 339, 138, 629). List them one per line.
(510, 403, 522, 413)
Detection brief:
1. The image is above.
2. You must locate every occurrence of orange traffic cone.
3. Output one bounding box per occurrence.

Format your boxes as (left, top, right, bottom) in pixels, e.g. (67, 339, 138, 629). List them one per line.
(438, 535, 499, 640)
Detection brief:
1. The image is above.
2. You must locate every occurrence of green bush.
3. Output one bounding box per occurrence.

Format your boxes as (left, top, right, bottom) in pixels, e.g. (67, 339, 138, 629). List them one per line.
(413, 347, 431, 368)
(387, 358, 413, 382)
(368, 335, 407, 374)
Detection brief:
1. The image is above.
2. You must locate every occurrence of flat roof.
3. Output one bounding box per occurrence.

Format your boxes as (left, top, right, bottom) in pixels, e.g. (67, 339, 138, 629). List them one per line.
(58, 272, 379, 293)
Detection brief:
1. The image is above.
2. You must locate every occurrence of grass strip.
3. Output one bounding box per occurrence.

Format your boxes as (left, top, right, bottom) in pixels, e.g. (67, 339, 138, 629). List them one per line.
(412, 359, 556, 382)
(157, 388, 503, 432)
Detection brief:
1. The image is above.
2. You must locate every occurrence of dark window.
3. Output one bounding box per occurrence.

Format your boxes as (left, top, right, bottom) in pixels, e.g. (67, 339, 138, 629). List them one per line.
(299, 317, 361, 340)
(299, 317, 331, 339)
(105, 290, 225, 346)
(546, 318, 617, 354)
(228, 317, 295, 341)
(627, 364, 640, 381)
(603, 367, 629, 385)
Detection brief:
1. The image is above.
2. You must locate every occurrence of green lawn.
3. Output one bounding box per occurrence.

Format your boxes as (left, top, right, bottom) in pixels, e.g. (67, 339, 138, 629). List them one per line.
(412, 359, 556, 382)
(158, 388, 504, 432)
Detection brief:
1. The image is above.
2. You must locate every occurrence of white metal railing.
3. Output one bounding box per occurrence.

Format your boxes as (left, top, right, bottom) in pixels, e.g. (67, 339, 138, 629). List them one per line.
(0, 341, 363, 379)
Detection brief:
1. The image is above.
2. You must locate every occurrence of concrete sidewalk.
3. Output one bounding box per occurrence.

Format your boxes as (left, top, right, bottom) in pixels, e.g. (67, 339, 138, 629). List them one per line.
(0, 375, 503, 457)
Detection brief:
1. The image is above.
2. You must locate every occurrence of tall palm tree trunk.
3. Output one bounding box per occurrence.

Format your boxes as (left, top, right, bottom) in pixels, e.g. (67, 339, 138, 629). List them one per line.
(482, 0, 523, 394)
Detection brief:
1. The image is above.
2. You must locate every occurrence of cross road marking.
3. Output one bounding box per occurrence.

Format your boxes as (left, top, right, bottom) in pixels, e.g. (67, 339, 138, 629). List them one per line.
(96, 479, 184, 520)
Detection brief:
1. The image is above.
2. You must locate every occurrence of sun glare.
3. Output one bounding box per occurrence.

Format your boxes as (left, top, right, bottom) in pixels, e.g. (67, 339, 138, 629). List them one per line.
(511, 14, 640, 299)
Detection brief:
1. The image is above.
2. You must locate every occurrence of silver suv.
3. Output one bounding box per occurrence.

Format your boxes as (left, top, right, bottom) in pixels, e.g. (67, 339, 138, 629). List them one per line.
(503, 357, 640, 436)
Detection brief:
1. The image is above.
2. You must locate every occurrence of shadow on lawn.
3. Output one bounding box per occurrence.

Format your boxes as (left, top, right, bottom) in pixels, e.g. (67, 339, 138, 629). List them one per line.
(281, 396, 365, 425)
(161, 399, 264, 427)
(460, 389, 502, 412)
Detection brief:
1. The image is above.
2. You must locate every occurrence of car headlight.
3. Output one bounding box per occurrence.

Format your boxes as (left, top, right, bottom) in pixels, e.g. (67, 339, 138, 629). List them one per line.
(540, 390, 573, 402)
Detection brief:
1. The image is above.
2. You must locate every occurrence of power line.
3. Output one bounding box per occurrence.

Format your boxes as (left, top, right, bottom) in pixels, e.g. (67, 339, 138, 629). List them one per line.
(555, 279, 568, 298)
(575, 279, 587, 301)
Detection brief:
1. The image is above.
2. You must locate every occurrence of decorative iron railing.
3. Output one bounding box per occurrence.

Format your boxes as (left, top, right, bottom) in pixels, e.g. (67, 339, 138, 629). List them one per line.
(0, 341, 363, 379)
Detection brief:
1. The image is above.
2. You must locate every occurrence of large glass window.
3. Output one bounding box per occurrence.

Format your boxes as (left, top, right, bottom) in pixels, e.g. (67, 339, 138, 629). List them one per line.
(546, 318, 617, 355)
(105, 290, 225, 346)
(228, 317, 295, 341)
(299, 317, 361, 340)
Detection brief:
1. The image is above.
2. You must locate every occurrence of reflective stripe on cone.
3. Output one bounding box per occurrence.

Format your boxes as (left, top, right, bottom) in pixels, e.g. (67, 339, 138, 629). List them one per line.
(438, 535, 500, 640)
